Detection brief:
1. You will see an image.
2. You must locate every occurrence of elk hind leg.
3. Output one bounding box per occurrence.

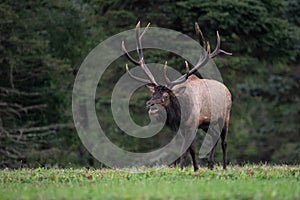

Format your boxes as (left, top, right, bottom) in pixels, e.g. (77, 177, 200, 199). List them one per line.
(207, 122, 221, 170)
(208, 140, 218, 170)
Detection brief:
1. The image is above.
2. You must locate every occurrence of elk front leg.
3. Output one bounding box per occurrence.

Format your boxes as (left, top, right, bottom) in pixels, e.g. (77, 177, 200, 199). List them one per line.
(179, 150, 188, 169)
(178, 128, 197, 170)
(189, 140, 199, 171)
(178, 130, 190, 170)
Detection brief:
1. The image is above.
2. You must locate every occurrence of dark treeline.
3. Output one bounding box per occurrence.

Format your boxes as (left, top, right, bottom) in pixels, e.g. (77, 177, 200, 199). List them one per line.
(0, 0, 299, 168)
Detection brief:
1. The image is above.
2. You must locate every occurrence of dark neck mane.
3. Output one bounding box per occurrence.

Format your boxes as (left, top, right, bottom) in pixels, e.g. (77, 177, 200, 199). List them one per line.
(165, 93, 181, 131)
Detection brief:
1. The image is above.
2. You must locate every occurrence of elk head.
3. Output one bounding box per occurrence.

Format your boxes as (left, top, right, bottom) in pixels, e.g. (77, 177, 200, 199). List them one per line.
(122, 22, 231, 122)
(145, 85, 172, 114)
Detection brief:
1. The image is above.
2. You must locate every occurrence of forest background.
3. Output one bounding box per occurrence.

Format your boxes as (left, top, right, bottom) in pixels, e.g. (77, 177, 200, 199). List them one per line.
(0, 0, 299, 168)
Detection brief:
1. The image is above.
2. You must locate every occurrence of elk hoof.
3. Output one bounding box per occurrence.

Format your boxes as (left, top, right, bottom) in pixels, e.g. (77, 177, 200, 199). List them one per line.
(208, 161, 214, 170)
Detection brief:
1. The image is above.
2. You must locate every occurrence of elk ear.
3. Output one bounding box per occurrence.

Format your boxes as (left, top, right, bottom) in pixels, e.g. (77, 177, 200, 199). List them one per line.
(173, 86, 186, 96)
(146, 84, 155, 93)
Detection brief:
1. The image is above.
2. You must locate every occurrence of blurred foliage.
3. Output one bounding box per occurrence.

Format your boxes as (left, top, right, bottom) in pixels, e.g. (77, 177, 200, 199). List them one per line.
(0, 0, 299, 168)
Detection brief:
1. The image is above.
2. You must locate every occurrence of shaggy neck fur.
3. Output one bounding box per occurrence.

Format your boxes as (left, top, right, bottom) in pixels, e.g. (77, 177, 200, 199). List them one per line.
(165, 92, 181, 131)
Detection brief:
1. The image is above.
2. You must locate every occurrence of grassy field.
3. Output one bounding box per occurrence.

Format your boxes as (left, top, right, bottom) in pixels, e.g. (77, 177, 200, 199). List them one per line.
(0, 165, 299, 200)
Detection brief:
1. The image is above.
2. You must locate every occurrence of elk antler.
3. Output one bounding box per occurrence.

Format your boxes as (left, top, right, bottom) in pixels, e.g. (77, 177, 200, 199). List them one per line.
(122, 22, 158, 85)
(164, 22, 232, 88)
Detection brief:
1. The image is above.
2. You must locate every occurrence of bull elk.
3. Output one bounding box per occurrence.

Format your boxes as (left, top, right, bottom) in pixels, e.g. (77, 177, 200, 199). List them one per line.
(122, 22, 232, 171)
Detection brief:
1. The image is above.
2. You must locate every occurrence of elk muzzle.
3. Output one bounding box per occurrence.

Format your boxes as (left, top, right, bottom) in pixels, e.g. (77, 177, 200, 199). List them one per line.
(146, 100, 160, 115)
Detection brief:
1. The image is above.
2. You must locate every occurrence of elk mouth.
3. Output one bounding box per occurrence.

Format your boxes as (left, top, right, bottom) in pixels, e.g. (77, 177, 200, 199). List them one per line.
(148, 106, 159, 115)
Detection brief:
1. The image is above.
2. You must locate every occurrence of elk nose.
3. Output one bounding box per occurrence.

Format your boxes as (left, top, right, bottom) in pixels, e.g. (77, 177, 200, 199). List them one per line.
(146, 101, 153, 108)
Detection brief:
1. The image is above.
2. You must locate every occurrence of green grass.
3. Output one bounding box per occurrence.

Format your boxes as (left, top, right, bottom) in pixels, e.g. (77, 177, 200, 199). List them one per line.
(0, 165, 299, 200)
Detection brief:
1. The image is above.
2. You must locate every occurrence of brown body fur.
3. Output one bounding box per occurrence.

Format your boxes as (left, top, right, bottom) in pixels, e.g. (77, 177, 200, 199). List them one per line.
(175, 75, 231, 129)
(146, 75, 232, 171)
(172, 75, 232, 170)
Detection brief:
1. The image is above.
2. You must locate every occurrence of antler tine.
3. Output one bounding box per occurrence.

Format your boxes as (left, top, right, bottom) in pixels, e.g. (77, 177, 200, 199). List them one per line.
(185, 61, 190, 79)
(135, 21, 143, 59)
(135, 22, 158, 85)
(187, 41, 210, 76)
(207, 41, 211, 55)
(210, 31, 232, 58)
(122, 22, 158, 85)
(195, 22, 206, 49)
(164, 61, 191, 87)
(164, 61, 191, 86)
(140, 22, 151, 40)
(135, 22, 151, 61)
(164, 23, 210, 87)
(166, 25, 232, 88)
(122, 41, 140, 65)
(163, 61, 172, 85)
(140, 58, 158, 85)
(125, 64, 151, 84)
